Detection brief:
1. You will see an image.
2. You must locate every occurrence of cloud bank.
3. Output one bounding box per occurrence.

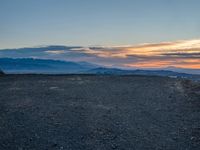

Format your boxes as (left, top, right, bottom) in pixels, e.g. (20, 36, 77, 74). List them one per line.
(0, 39, 200, 69)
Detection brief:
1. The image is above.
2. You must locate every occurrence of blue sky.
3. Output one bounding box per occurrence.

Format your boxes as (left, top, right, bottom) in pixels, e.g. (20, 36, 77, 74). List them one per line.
(0, 0, 200, 70)
(0, 0, 200, 48)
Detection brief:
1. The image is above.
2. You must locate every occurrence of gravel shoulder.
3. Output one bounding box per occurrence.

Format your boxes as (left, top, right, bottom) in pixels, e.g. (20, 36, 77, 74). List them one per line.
(0, 75, 199, 150)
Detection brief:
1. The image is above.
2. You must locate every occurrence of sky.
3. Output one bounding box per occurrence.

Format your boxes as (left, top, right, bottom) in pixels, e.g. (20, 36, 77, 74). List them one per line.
(0, 0, 200, 69)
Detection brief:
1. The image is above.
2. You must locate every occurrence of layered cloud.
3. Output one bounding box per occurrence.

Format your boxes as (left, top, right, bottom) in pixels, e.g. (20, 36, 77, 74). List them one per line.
(0, 39, 200, 69)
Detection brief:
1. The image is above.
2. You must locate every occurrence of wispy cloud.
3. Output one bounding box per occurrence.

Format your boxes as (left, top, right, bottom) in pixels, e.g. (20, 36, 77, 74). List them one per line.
(85, 39, 200, 69)
(45, 50, 66, 54)
(0, 39, 200, 69)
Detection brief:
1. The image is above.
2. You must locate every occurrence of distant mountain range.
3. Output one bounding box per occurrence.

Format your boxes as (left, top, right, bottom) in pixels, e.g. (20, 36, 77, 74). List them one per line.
(87, 67, 200, 81)
(0, 58, 199, 80)
(0, 58, 97, 74)
(162, 66, 200, 75)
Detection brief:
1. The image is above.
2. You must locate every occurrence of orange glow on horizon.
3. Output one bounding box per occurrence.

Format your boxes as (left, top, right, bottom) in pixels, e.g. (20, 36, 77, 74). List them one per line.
(82, 39, 200, 69)
(125, 59, 200, 69)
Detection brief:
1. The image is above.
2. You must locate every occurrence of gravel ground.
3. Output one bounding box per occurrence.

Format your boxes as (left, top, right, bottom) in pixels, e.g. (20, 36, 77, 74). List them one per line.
(0, 75, 199, 150)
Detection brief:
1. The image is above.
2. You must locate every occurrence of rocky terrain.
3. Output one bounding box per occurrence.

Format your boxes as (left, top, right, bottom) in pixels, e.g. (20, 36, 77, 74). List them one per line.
(0, 75, 199, 150)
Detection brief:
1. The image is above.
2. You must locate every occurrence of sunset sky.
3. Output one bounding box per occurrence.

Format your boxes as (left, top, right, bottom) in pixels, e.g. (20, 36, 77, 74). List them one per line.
(0, 0, 200, 69)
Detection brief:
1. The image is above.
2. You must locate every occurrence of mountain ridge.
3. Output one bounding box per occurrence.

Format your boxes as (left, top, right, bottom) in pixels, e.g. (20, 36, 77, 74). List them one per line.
(0, 58, 199, 80)
(0, 58, 96, 74)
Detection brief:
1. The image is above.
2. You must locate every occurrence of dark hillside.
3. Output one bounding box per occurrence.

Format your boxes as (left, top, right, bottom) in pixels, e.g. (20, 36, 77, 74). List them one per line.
(0, 69, 4, 75)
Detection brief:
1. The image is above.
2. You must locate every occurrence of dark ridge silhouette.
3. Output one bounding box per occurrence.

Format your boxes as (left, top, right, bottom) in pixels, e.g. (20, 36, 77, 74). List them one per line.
(0, 69, 4, 75)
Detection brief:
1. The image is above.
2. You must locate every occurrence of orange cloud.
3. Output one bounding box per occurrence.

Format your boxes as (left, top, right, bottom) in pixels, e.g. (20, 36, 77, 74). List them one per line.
(83, 39, 200, 69)
(124, 58, 200, 69)
(1, 39, 199, 69)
